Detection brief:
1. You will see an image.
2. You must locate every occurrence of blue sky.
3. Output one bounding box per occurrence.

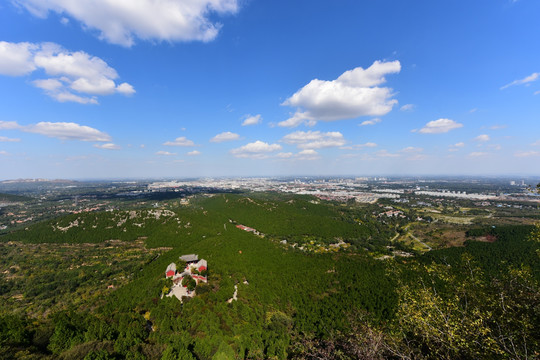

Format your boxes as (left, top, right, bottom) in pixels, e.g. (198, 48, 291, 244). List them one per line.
(1, 0, 539, 179)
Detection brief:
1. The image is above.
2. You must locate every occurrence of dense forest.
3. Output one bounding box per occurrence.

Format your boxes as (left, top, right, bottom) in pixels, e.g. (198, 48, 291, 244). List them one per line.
(1, 193, 539, 359)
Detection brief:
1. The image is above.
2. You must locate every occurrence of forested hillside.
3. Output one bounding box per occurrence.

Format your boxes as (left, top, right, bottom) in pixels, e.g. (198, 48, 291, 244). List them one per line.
(1, 193, 538, 359)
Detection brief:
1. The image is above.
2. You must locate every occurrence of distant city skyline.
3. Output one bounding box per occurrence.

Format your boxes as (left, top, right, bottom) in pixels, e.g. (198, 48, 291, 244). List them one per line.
(1, 0, 540, 179)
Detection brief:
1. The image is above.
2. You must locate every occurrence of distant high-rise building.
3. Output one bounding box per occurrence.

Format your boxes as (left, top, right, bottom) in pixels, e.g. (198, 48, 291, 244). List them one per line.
(510, 181, 516, 186)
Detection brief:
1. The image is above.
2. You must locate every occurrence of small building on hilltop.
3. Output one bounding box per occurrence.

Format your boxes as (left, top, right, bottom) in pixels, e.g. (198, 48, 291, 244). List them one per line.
(179, 254, 199, 264)
(165, 263, 176, 278)
(164, 254, 208, 302)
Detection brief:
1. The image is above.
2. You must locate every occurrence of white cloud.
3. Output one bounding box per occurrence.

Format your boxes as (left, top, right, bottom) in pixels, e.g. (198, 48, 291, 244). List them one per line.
(0, 136, 21, 142)
(515, 151, 539, 157)
(0, 121, 21, 130)
(400, 146, 423, 153)
(501, 72, 539, 90)
(489, 124, 506, 130)
(0, 41, 37, 76)
(376, 150, 400, 158)
(281, 131, 346, 149)
(93, 143, 120, 150)
(532, 140, 540, 146)
(230, 140, 282, 159)
(276, 152, 293, 159)
(418, 118, 463, 134)
(116, 83, 135, 95)
(187, 150, 201, 156)
(449, 142, 465, 152)
(0, 41, 134, 104)
(341, 142, 378, 150)
(279, 60, 401, 127)
(0, 150, 9, 155)
(156, 151, 176, 156)
(163, 136, 196, 146)
(359, 118, 381, 126)
(400, 104, 415, 112)
(14, 0, 239, 47)
(474, 134, 490, 142)
(406, 154, 428, 161)
(0, 120, 111, 141)
(26, 122, 112, 141)
(242, 114, 262, 126)
(535, 90, 540, 95)
(210, 131, 240, 143)
(468, 152, 488, 157)
(296, 149, 320, 160)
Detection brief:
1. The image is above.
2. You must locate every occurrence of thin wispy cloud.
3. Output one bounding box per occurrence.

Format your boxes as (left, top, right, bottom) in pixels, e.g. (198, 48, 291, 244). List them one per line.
(400, 104, 415, 112)
(0, 120, 111, 142)
(500, 72, 539, 90)
(359, 118, 381, 126)
(156, 151, 176, 156)
(281, 131, 346, 149)
(515, 151, 539, 157)
(93, 143, 120, 150)
(0, 136, 21, 142)
(468, 152, 489, 157)
(474, 134, 490, 142)
(448, 142, 465, 152)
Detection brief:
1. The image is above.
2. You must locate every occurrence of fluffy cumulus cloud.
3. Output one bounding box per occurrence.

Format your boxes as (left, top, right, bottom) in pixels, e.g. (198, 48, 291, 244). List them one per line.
(163, 136, 196, 146)
(500, 72, 539, 90)
(281, 131, 346, 149)
(93, 143, 120, 150)
(0, 41, 134, 104)
(279, 60, 401, 127)
(0, 41, 37, 75)
(417, 119, 463, 134)
(230, 140, 282, 159)
(187, 150, 201, 156)
(242, 114, 262, 126)
(210, 131, 240, 143)
(14, 0, 239, 47)
(0, 120, 111, 141)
